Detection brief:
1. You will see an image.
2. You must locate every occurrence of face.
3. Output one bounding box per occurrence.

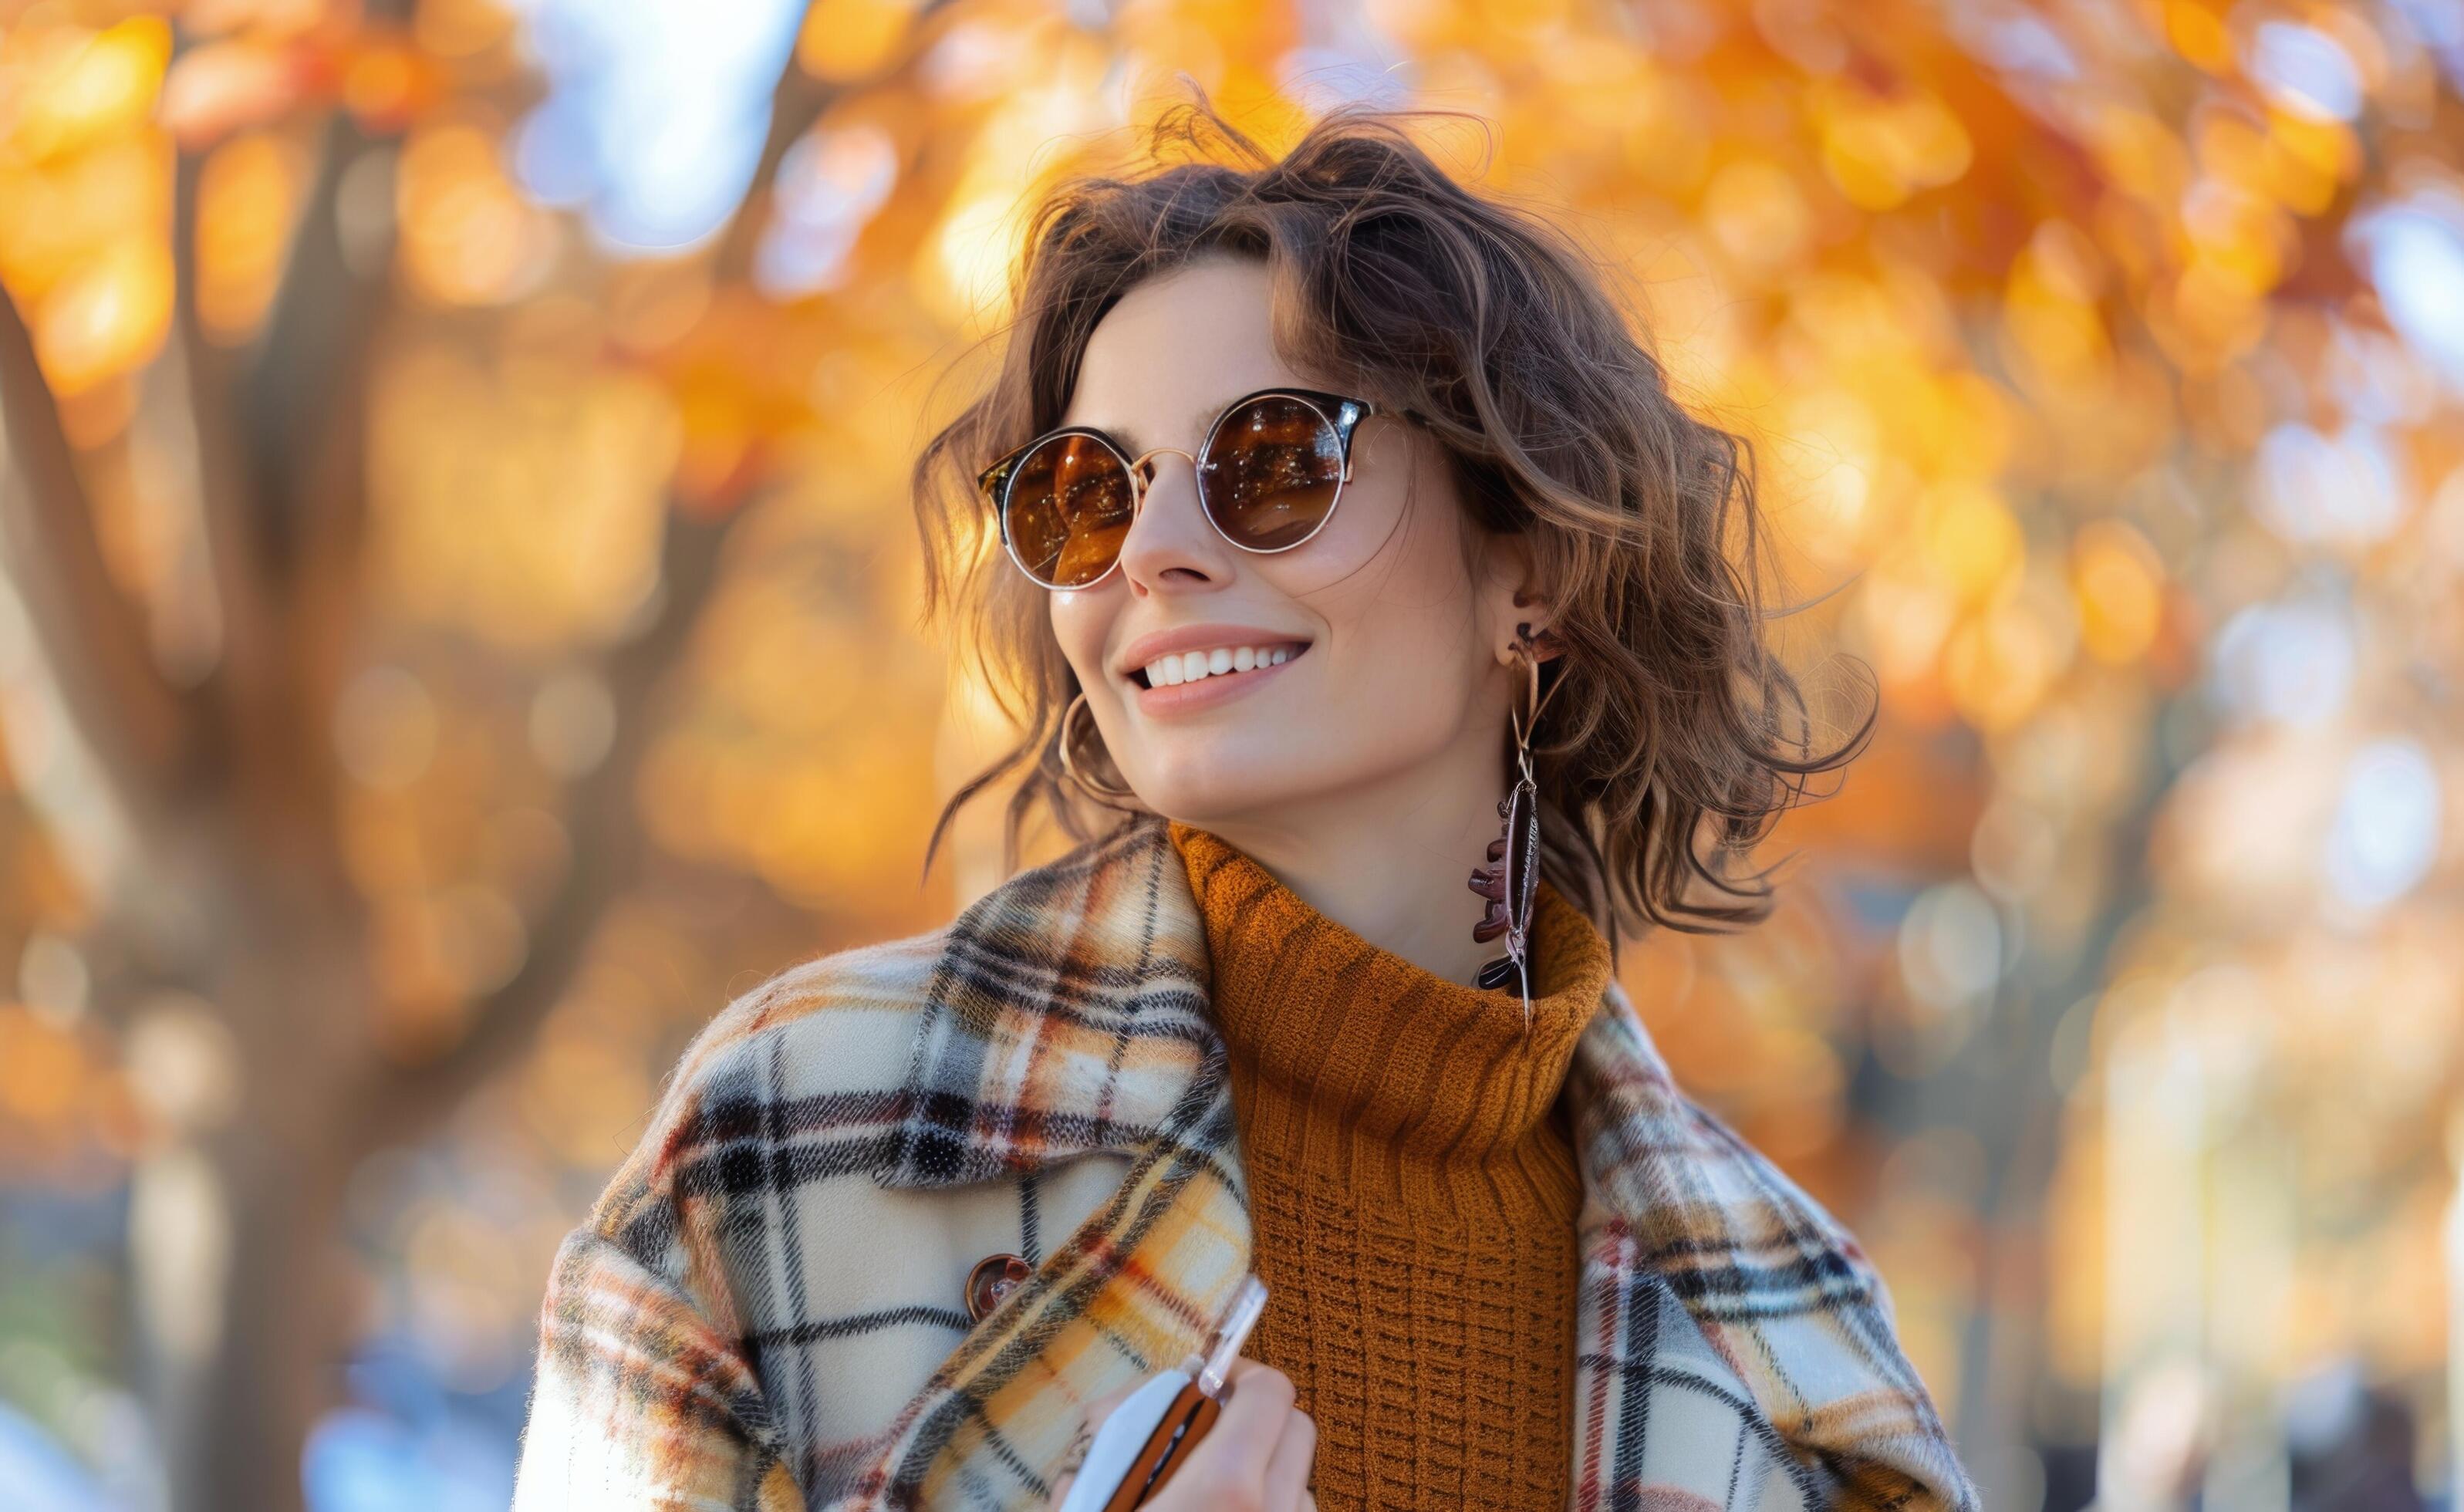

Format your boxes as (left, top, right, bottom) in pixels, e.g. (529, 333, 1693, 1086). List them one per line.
(1044, 254, 1536, 835)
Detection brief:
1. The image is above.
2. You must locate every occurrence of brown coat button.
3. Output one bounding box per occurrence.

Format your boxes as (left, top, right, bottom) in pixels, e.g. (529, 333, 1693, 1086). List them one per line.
(965, 1252, 1033, 1322)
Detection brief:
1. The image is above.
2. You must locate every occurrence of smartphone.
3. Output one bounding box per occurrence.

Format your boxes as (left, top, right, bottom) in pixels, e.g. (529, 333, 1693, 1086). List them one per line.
(1054, 1272, 1269, 1512)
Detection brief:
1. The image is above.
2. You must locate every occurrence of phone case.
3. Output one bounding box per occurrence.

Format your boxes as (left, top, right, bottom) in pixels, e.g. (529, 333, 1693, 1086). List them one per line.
(1054, 1273, 1267, 1512)
(1101, 1379, 1221, 1510)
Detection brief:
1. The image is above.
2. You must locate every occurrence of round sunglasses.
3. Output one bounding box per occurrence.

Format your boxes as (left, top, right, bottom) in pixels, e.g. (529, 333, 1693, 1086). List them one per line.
(976, 386, 1399, 591)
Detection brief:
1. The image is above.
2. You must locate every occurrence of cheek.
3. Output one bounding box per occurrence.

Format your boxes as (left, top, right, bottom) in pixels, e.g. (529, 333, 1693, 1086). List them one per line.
(1269, 490, 1485, 741)
(1270, 426, 1463, 608)
(1047, 588, 1119, 688)
(1280, 460, 1477, 653)
(1324, 613, 1480, 731)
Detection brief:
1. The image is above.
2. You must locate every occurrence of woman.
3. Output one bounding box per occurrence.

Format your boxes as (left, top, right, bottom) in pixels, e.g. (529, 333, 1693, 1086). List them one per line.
(512, 96, 1980, 1512)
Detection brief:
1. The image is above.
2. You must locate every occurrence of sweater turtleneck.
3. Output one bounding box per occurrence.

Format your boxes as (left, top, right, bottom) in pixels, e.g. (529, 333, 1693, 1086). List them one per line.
(1166, 819, 1614, 1511)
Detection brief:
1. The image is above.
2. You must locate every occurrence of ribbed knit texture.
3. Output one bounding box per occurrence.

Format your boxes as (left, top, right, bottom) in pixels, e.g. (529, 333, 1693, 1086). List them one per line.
(1166, 821, 1614, 1511)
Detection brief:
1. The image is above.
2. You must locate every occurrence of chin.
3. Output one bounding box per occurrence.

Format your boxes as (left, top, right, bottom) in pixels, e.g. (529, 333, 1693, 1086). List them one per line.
(1122, 768, 1302, 826)
(1126, 783, 1254, 824)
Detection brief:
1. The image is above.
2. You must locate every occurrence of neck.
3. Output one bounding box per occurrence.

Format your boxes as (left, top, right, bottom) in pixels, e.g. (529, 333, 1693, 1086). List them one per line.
(1164, 747, 1517, 989)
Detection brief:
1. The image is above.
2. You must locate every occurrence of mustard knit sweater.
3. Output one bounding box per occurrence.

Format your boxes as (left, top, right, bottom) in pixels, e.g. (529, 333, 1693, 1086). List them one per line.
(1166, 821, 1615, 1510)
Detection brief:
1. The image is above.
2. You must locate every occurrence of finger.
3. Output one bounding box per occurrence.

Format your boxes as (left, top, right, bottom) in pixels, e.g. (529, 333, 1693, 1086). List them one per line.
(1261, 1402, 1316, 1510)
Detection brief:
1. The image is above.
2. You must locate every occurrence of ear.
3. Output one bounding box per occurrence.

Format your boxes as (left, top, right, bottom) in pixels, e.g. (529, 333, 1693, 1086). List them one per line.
(1479, 529, 1564, 667)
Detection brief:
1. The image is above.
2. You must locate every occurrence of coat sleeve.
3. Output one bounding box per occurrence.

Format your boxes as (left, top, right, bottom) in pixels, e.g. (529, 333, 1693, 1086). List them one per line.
(1702, 1104, 1983, 1512)
(1815, 1254, 1983, 1511)
(511, 1220, 804, 1512)
(512, 985, 809, 1512)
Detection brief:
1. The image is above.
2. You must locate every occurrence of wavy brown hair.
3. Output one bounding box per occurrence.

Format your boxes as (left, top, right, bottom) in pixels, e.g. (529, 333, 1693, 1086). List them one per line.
(910, 89, 1875, 955)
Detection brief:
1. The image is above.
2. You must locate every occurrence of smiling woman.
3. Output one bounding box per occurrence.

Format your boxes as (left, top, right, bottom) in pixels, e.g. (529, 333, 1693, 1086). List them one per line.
(511, 88, 1977, 1512)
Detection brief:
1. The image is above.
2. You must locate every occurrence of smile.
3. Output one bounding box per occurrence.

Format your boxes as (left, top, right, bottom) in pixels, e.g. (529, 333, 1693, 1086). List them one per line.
(1130, 641, 1311, 690)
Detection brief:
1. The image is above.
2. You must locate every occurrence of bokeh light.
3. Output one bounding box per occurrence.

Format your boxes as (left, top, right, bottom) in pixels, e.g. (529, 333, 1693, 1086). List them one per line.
(0, 2, 2458, 1509)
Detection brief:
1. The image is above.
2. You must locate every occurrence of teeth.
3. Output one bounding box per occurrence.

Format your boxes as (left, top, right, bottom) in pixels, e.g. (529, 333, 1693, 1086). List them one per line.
(1143, 644, 1296, 687)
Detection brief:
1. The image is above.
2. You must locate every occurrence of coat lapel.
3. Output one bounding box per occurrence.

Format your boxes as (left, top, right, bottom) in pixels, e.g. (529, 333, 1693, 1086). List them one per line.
(873, 812, 1219, 1190)
(848, 812, 1975, 1511)
(851, 813, 1252, 1508)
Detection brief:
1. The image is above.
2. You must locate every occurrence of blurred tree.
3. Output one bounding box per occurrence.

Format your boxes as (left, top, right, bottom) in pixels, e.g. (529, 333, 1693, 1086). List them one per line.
(0, 8, 859, 1507)
(0, 2, 2457, 1510)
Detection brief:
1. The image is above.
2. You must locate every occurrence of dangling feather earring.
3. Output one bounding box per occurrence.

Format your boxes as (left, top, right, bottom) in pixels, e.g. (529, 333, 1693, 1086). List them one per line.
(1469, 624, 1565, 1032)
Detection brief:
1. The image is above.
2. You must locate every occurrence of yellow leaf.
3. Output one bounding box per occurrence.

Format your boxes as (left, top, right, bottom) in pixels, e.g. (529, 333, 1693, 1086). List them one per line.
(6, 18, 171, 165)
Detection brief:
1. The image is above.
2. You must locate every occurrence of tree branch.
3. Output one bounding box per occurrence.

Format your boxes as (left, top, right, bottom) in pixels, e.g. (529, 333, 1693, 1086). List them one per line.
(168, 71, 403, 875)
(171, 139, 275, 721)
(346, 42, 874, 1146)
(711, 58, 839, 285)
(0, 283, 204, 833)
(236, 105, 386, 593)
(347, 508, 731, 1150)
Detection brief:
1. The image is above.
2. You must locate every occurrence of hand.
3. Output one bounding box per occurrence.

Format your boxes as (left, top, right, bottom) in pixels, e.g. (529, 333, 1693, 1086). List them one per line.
(1048, 1356, 1317, 1510)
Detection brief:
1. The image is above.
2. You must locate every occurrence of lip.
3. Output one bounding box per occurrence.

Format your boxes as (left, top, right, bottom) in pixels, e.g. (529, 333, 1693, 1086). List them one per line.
(1115, 623, 1316, 719)
(1132, 644, 1308, 716)
(1115, 623, 1315, 682)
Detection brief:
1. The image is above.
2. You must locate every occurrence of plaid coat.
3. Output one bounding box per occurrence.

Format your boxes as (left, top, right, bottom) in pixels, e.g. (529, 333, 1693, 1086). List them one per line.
(512, 811, 1980, 1511)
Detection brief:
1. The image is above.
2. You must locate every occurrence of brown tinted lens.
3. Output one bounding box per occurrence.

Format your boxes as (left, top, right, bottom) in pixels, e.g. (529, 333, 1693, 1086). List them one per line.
(1199, 396, 1344, 550)
(1004, 434, 1133, 587)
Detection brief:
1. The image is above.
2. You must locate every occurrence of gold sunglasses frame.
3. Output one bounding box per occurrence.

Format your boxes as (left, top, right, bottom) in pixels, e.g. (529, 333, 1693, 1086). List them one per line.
(974, 386, 1389, 591)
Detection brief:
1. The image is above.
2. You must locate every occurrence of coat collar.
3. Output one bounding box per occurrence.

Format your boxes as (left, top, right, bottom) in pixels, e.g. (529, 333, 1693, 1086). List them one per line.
(852, 811, 1978, 1510)
(865, 809, 1749, 1250)
(873, 810, 1217, 1190)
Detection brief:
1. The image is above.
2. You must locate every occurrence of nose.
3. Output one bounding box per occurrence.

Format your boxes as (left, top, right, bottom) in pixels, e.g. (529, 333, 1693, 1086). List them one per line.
(1112, 447, 1224, 589)
(1126, 445, 1201, 501)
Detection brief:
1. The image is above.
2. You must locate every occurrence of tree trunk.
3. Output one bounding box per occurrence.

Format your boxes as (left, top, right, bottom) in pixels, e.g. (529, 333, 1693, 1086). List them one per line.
(0, 23, 826, 1507)
(135, 876, 373, 1512)
(190, 1135, 349, 1512)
